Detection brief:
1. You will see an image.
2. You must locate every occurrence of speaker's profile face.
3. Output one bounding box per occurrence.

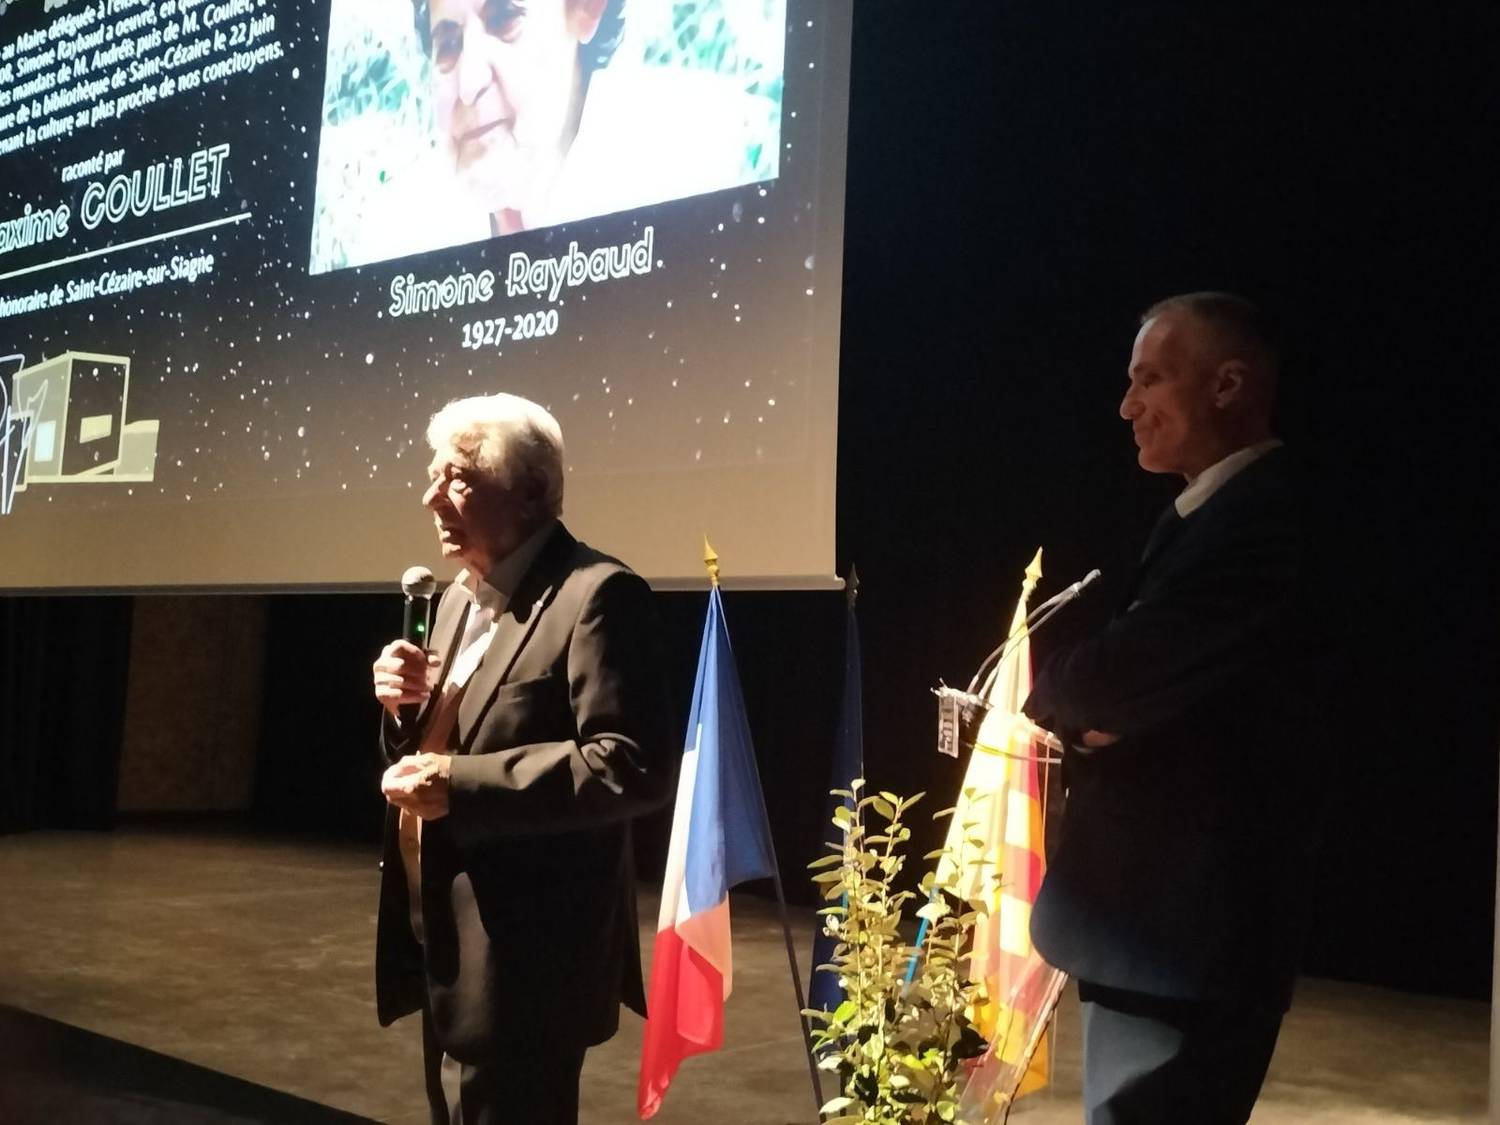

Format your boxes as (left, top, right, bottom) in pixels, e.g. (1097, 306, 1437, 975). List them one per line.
(422, 449, 527, 573)
(425, 0, 588, 212)
(1120, 313, 1222, 478)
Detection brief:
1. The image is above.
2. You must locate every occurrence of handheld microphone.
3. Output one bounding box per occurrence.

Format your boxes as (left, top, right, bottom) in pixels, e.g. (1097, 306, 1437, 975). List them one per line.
(401, 565, 437, 646)
(399, 566, 436, 726)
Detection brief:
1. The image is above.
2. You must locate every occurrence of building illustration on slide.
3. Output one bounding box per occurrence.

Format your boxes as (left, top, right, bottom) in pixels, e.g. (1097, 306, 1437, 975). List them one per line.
(0, 351, 160, 516)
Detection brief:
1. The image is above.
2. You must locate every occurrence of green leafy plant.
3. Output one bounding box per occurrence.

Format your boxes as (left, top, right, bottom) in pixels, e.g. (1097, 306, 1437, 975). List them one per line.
(806, 781, 990, 1124)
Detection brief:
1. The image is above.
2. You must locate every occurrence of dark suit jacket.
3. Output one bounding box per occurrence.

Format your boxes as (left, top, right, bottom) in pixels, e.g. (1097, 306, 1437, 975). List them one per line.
(1024, 448, 1322, 1009)
(375, 523, 675, 1061)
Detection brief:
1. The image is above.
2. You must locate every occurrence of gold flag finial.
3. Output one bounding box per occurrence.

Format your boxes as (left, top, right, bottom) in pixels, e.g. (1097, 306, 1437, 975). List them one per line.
(1023, 547, 1044, 599)
(846, 563, 860, 609)
(1006, 548, 1044, 639)
(703, 536, 720, 587)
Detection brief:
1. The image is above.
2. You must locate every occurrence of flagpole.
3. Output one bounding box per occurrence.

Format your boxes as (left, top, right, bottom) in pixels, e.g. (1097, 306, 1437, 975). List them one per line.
(704, 539, 826, 1123)
(765, 829, 830, 1123)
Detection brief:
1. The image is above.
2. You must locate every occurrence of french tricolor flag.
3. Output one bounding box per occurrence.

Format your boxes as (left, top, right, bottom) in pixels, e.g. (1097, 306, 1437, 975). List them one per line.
(637, 585, 777, 1119)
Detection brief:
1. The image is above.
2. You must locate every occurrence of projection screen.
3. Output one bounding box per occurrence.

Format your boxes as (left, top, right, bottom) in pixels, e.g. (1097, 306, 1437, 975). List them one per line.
(0, 0, 849, 590)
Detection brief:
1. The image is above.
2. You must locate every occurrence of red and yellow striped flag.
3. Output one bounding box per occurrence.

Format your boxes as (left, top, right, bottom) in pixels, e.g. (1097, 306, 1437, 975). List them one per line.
(937, 549, 1059, 1104)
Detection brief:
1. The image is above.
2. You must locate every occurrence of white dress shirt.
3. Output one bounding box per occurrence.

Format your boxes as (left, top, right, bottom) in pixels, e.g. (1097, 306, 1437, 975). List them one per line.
(427, 518, 559, 719)
(1174, 439, 1283, 518)
(400, 520, 558, 941)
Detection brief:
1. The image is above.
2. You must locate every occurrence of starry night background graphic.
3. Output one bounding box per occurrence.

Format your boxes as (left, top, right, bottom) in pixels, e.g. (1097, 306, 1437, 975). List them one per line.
(0, 0, 834, 532)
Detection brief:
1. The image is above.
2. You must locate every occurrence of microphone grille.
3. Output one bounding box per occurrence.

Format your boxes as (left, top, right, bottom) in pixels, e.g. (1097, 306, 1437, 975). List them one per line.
(401, 565, 437, 598)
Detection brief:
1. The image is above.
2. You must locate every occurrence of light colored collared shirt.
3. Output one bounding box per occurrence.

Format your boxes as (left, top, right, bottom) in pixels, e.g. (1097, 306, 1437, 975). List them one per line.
(399, 519, 558, 942)
(435, 518, 559, 710)
(1174, 439, 1283, 518)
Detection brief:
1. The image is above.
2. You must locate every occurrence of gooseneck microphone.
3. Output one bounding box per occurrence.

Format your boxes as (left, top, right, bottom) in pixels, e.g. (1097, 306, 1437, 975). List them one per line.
(964, 568, 1103, 695)
(1027, 568, 1102, 619)
(935, 567, 1103, 759)
(399, 566, 437, 726)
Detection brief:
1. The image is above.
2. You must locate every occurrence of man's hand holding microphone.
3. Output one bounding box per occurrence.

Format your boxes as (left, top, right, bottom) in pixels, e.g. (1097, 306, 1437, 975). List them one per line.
(372, 566, 452, 819)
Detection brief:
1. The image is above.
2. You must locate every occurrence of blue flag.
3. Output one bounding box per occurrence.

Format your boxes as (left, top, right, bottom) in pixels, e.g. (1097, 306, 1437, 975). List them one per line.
(808, 595, 864, 1012)
(684, 585, 778, 908)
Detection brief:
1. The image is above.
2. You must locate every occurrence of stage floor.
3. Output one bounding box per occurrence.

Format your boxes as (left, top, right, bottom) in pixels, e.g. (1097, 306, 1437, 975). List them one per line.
(0, 828, 1486, 1124)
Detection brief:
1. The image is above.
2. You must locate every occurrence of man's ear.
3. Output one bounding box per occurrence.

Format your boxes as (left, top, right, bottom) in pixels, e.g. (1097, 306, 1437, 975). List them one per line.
(569, 0, 608, 45)
(517, 470, 549, 522)
(1212, 360, 1247, 409)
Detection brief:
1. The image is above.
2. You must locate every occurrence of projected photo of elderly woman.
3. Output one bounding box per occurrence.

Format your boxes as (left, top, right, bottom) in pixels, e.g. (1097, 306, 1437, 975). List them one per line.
(309, 0, 786, 273)
(416, 0, 623, 237)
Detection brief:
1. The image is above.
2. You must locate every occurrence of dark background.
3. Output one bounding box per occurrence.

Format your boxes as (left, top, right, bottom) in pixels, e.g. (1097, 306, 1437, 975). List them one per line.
(4, 6, 1498, 1000)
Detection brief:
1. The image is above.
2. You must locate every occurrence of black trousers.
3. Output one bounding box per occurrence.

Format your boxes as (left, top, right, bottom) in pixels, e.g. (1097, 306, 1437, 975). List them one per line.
(421, 1005, 588, 1125)
(1078, 981, 1284, 1125)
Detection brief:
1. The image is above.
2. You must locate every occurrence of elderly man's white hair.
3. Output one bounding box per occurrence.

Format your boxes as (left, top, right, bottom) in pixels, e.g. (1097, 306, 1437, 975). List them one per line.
(426, 393, 565, 518)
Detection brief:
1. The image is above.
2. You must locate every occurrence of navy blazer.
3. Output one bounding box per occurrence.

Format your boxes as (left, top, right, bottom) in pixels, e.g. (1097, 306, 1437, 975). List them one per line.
(374, 524, 676, 1060)
(1024, 448, 1321, 1008)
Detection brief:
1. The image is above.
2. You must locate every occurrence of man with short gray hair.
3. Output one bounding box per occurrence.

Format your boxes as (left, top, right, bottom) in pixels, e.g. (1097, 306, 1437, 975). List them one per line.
(1024, 294, 1319, 1123)
(371, 392, 674, 1124)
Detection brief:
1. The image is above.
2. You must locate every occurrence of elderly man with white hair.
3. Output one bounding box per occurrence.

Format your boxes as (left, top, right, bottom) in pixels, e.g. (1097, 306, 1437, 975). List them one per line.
(371, 392, 674, 1125)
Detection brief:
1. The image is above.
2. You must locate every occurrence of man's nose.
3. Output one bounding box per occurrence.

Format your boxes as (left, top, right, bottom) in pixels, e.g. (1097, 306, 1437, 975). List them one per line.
(421, 479, 442, 508)
(1119, 387, 1141, 420)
